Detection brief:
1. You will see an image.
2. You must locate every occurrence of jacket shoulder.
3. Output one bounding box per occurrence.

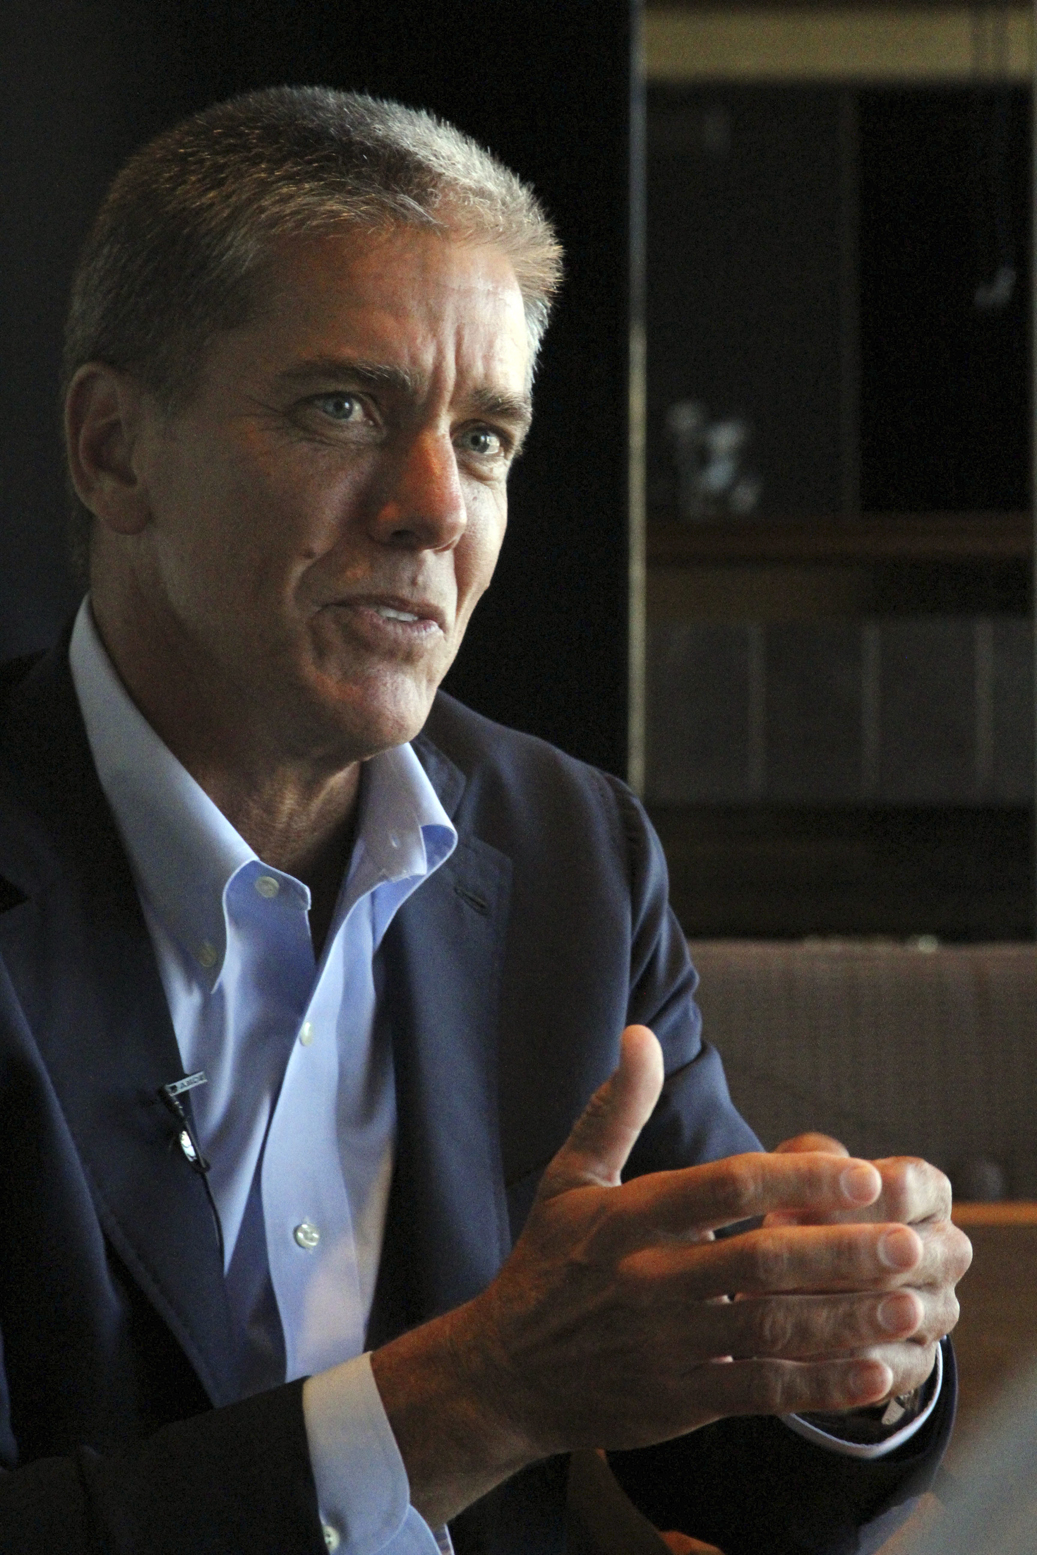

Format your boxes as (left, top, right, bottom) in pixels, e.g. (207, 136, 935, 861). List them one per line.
(416, 691, 660, 920)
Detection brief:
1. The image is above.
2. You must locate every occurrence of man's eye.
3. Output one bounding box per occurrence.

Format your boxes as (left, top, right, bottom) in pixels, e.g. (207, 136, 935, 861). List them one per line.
(458, 426, 504, 458)
(313, 393, 363, 422)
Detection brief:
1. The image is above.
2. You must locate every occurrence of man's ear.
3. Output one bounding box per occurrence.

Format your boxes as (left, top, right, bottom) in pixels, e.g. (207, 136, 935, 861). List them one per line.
(65, 364, 152, 535)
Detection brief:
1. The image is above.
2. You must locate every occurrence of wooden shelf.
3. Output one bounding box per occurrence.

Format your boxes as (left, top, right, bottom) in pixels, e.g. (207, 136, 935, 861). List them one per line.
(648, 513, 1033, 567)
(954, 1202, 1037, 1227)
(644, 5, 1032, 86)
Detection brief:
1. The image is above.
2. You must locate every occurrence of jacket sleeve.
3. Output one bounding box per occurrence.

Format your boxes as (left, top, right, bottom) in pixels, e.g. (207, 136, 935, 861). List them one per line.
(0, 1382, 326, 1555)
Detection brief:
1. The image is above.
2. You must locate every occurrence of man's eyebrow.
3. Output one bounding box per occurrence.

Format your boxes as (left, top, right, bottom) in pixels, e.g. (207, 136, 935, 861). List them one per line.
(276, 357, 534, 433)
(466, 386, 534, 435)
(469, 390, 534, 461)
(276, 357, 419, 394)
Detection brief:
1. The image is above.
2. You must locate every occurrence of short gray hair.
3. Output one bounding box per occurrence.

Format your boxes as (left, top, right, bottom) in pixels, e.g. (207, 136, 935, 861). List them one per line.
(64, 86, 564, 576)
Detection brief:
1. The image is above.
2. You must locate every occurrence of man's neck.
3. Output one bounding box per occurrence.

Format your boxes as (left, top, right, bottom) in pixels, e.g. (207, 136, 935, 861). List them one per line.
(90, 594, 363, 955)
(199, 762, 361, 958)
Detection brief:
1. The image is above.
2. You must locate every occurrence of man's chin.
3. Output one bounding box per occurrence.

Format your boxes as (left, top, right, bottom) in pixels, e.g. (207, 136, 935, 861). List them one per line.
(297, 674, 440, 764)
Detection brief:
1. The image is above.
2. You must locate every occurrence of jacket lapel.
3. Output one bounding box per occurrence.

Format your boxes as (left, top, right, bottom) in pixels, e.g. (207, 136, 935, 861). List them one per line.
(0, 641, 238, 1405)
(369, 733, 514, 1341)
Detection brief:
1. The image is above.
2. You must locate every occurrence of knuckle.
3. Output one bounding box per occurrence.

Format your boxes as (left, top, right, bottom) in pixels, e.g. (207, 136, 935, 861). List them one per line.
(573, 1082, 613, 1133)
(615, 1247, 653, 1298)
(880, 1156, 949, 1222)
(747, 1231, 790, 1291)
(932, 1168, 954, 1217)
(902, 1342, 937, 1391)
(721, 1156, 762, 1219)
(883, 1158, 922, 1218)
(750, 1300, 794, 1356)
(922, 1223, 972, 1285)
(949, 1227, 974, 1278)
(746, 1364, 786, 1415)
(932, 1289, 960, 1338)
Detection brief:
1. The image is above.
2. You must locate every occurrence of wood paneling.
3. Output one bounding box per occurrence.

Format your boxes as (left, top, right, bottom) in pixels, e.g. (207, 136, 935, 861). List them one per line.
(648, 515, 1033, 566)
(645, 7, 1033, 83)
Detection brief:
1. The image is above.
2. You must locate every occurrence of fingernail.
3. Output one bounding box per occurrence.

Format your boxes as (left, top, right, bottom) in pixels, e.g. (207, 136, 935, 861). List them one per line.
(841, 1163, 880, 1203)
(878, 1292, 919, 1333)
(879, 1228, 920, 1270)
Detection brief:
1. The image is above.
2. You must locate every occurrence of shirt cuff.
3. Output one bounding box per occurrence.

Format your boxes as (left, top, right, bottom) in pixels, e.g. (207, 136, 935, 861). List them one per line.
(303, 1353, 450, 1554)
(779, 1343, 943, 1461)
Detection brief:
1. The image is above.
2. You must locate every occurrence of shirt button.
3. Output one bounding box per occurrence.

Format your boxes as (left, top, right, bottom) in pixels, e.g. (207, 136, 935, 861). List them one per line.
(293, 1220, 320, 1250)
(322, 1525, 341, 1552)
(197, 941, 217, 969)
(255, 875, 280, 899)
(299, 1021, 314, 1046)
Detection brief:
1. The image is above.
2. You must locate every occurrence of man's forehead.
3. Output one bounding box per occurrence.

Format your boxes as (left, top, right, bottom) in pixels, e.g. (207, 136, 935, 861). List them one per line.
(239, 228, 532, 411)
(259, 225, 521, 317)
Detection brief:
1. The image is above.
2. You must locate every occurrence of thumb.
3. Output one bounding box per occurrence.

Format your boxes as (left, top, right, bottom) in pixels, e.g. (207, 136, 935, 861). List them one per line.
(538, 1025, 664, 1199)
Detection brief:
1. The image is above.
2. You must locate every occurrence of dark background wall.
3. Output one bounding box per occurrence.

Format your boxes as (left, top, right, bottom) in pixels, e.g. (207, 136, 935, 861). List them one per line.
(0, 0, 638, 777)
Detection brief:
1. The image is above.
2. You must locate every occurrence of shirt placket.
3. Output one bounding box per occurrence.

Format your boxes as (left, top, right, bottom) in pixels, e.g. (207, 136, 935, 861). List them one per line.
(263, 894, 377, 1380)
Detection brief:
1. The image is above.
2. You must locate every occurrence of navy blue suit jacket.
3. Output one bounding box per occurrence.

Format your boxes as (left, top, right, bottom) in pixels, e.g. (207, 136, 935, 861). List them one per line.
(0, 639, 952, 1554)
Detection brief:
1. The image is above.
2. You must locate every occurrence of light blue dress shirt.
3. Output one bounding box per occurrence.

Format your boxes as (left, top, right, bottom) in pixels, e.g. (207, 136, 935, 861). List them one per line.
(70, 600, 453, 1554)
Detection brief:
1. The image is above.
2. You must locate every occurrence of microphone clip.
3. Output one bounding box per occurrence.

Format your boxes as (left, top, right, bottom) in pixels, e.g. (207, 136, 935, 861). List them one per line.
(157, 1071, 210, 1175)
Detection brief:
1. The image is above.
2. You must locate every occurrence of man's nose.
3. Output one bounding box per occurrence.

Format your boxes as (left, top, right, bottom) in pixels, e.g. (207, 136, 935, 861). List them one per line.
(367, 432, 467, 550)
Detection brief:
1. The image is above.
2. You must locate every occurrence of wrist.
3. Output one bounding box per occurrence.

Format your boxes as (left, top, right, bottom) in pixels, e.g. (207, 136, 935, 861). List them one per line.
(370, 1298, 538, 1528)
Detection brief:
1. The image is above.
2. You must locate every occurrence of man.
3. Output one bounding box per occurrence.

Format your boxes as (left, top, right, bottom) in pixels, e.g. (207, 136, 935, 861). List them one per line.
(0, 88, 969, 1554)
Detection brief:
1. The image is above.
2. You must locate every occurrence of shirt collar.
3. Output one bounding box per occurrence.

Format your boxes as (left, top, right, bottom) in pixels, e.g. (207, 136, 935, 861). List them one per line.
(68, 599, 456, 981)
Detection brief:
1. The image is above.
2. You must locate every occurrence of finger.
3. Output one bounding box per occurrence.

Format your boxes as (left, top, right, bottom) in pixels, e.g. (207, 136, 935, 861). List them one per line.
(893, 1221, 972, 1294)
(686, 1354, 895, 1423)
(882, 1280, 960, 1347)
(765, 1137, 851, 1227)
(539, 1026, 664, 1197)
(597, 1355, 896, 1448)
(692, 1288, 925, 1361)
(624, 1219, 923, 1299)
(869, 1158, 953, 1225)
(606, 1150, 882, 1247)
(660, 1536, 721, 1555)
(846, 1340, 939, 1399)
(774, 1134, 850, 1157)
(774, 1158, 954, 1228)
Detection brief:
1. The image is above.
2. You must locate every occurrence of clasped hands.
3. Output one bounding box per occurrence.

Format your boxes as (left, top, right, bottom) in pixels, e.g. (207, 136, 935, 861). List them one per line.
(370, 1026, 972, 1527)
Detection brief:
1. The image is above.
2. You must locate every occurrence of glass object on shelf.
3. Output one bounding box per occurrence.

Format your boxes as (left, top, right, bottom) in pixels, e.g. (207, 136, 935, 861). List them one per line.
(664, 399, 762, 522)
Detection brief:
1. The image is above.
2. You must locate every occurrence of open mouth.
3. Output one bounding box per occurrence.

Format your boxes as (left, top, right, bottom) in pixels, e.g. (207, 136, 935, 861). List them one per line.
(373, 605, 421, 623)
(325, 596, 448, 640)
